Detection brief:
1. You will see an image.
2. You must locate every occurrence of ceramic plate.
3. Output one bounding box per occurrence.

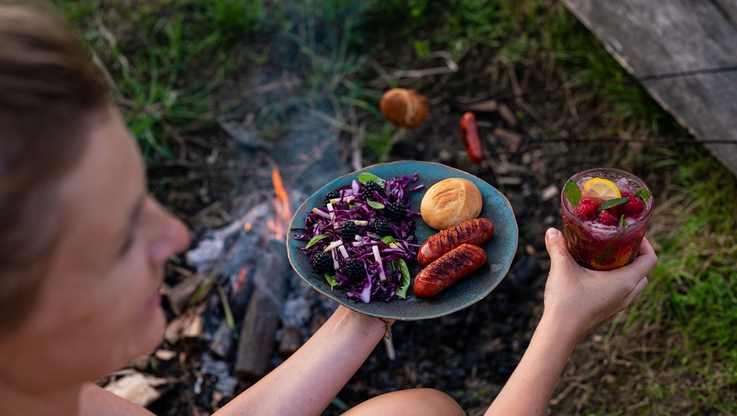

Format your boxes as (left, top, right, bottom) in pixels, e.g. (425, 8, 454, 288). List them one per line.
(286, 161, 518, 320)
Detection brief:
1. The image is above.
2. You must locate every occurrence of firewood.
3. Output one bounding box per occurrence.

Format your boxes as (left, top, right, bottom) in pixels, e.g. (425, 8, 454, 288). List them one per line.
(235, 240, 288, 378)
(164, 270, 208, 315)
(277, 325, 303, 358)
(209, 320, 234, 358)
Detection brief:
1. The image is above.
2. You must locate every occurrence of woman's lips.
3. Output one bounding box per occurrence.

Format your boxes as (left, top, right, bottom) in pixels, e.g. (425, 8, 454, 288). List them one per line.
(144, 289, 162, 312)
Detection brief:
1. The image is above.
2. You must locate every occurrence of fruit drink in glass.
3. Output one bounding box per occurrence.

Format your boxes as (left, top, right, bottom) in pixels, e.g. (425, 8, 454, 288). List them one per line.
(560, 168, 654, 271)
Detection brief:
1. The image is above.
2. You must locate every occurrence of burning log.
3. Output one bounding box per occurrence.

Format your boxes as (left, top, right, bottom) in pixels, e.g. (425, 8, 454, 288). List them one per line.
(235, 239, 288, 378)
(277, 325, 303, 358)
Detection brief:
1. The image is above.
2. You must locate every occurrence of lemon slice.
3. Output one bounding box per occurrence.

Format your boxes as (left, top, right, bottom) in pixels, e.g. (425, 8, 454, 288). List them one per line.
(583, 178, 620, 204)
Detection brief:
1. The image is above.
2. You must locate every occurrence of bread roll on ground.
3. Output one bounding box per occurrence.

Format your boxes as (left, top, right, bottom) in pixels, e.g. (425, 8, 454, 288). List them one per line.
(420, 178, 482, 230)
(379, 88, 429, 128)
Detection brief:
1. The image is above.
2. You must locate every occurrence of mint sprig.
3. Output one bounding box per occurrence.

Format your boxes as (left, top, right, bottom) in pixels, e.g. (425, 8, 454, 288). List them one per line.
(634, 188, 650, 201)
(564, 180, 582, 206)
(597, 197, 629, 213)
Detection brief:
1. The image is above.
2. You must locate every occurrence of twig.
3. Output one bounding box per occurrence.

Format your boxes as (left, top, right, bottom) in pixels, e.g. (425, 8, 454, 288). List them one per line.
(383, 338, 396, 361)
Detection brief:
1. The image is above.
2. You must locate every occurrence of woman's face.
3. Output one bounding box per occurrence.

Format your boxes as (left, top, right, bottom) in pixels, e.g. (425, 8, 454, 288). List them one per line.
(0, 108, 190, 392)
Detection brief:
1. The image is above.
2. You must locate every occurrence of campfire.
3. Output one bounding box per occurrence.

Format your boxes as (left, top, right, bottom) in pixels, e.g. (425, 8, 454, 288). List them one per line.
(125, 120, 356, 406)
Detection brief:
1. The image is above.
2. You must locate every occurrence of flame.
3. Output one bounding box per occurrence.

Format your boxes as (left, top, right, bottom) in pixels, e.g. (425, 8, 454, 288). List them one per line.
(244, 222, 252, 232)
(235, 267, 248, 293)
(267, 168, 291, 239)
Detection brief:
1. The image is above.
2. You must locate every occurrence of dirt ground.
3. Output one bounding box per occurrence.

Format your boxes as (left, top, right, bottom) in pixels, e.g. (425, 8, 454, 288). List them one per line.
(123, 7, 684, 414)
(143, 82, 674, 416)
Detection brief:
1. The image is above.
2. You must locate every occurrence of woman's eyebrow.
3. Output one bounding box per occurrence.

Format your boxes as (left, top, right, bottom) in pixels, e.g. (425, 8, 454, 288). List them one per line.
(114, 191, 147, 244)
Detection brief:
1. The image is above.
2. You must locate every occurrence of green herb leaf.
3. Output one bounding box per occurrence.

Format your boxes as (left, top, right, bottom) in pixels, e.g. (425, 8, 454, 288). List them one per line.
(357, 173, 385, 185)
(324, 273, 339, 290)
(305, 234, 329, 249)
(389, 260, 396, 272)
(564, 180, 582, 207)
(634, 189, 650, 201)
(619, 214, 626, 227)
(381, 236, 397, 244)
(367, 200, 385, 209)
(395, 259, 411, 299)
(597, 197, 629, 213)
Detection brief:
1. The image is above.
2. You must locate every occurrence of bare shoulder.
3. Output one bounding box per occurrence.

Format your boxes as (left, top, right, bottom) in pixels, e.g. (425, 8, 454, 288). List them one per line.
(79, 383, 156, 416)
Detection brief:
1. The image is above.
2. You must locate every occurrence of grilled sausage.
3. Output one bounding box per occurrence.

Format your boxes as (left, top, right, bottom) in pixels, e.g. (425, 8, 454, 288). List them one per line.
(417, 218, 494, 266)
(460, 112, 484, 164)
(413, 244, 486, 297)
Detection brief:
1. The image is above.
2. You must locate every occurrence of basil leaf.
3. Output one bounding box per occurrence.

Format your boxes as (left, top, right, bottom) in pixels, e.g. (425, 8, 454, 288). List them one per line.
(597, 197, 629, 213)
(324, 273, 339, 290)
(394, 259, 411, 299)
(634, 188, 650, 202)
(367, 200, 385, 209)
(564, 180, 582, 207)
(357, 173, 385, 185)
(305, 234, 329, 249)
(381, 236, 397, 244)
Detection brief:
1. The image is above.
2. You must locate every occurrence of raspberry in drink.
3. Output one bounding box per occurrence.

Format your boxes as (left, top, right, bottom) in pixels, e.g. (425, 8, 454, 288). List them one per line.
(560, 168, 653, 271)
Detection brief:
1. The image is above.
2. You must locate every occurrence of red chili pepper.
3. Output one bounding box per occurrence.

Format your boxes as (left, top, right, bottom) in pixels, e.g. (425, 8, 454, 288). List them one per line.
(460, 112, 483, 164)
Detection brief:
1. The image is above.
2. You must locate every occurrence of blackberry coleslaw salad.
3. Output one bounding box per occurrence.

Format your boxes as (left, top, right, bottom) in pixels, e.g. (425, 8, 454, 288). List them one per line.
(292, 172, 424, 303)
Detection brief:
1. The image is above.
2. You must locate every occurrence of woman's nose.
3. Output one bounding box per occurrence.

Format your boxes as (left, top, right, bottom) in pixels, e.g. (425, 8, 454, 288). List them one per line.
(147, 204, 191, 265)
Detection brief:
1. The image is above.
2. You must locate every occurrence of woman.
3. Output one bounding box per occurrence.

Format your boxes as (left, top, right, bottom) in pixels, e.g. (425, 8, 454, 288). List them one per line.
(0, 5, 657, 416)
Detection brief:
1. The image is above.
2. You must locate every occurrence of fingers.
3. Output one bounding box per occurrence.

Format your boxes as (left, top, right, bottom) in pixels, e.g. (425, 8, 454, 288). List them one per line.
(633, 238, 658, 271)
(545, 228, 575, 270)
(600, 276, 649, 329)
(624, 276, 649, 305)
(609, 238, 658, 285)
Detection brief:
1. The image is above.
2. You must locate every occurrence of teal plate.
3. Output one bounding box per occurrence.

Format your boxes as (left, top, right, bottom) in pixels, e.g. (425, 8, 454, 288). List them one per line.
(286, 161, 518, 321)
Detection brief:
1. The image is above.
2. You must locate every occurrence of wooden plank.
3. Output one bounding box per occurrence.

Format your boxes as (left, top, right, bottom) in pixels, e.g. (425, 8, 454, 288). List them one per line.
(563, 0, 737, 177)
(713, 0, 737, 28)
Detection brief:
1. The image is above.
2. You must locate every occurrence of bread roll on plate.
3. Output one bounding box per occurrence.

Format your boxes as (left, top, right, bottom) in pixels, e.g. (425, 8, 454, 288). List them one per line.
(421, 178, 482, 230)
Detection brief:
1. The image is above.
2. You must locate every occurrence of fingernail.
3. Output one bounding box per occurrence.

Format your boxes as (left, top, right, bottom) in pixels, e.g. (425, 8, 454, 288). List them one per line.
(546, 228, 561, 241)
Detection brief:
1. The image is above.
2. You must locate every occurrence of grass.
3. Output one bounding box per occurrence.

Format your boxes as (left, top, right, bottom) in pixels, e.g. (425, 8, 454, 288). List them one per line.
(49, 0, 737, 413)
(626, 149, 737, 412)
(53, 0, 256, 160)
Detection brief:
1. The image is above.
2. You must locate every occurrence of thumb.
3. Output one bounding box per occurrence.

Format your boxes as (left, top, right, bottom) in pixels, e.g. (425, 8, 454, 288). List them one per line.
(545, 228, 575, 269)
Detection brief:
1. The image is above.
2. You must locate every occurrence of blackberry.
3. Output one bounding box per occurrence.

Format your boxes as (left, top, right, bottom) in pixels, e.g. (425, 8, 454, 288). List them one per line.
(370, 219, 393, 236)
(323, 190, 340, 206)
(360, 181, 385, 200)
(340, 221, 359, 241)
(386, 201, 407, 221)
(311, 252, 333, 273)
(343, 259, 365, 280)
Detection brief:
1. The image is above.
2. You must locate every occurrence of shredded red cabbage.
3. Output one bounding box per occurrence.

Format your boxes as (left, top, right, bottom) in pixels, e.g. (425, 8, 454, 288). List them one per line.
(292, 173, 424, 303)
